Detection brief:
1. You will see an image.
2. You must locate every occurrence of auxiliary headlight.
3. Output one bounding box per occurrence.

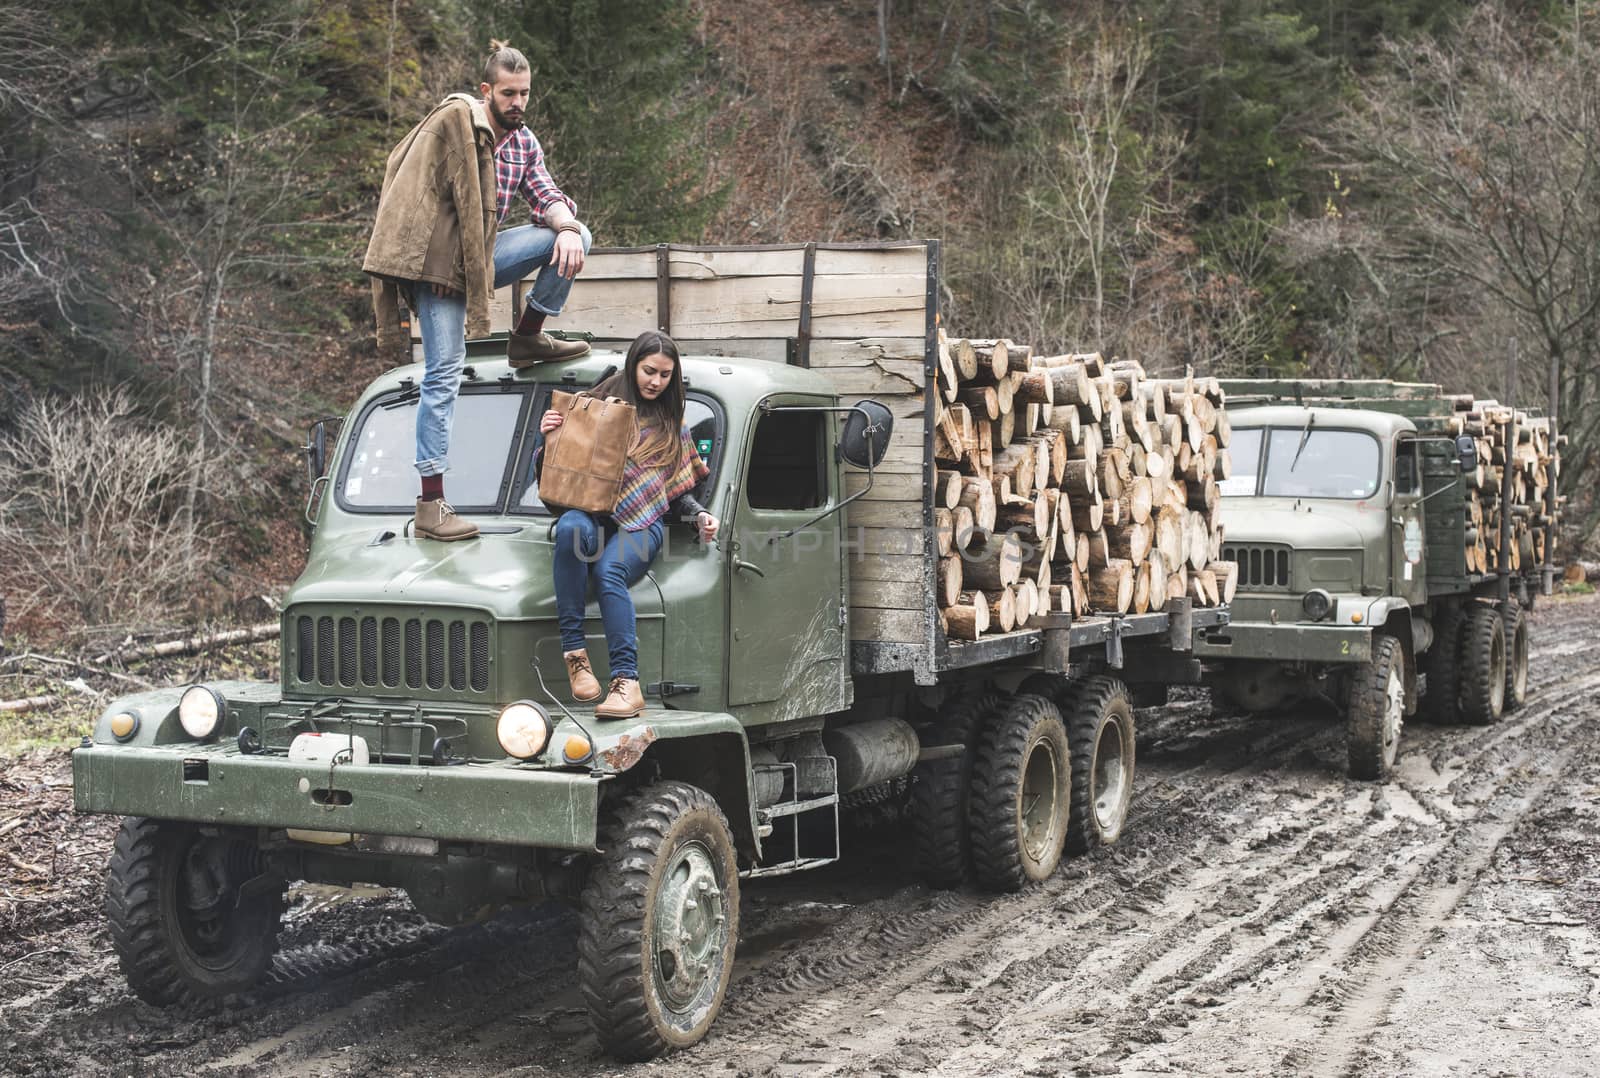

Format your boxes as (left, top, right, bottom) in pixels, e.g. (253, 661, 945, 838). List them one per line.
(1302, 589, 1333, 622)
(497, 700, 553, 760)
(177, 685, 226, 740)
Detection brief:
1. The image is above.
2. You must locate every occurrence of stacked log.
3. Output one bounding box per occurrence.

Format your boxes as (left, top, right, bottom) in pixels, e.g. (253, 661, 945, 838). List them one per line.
(1447, 398, 1562, 573)
(934, 334, 1232, 640)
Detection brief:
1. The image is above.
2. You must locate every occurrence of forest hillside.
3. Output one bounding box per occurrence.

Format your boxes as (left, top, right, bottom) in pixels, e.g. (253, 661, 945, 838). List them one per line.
(2, 0, 1597, 645)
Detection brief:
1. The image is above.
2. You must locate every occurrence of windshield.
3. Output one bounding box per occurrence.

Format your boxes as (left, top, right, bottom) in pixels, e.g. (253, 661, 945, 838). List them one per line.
(513, 396, 720, 514)
(1262, 428, 1381, 499)
(338, 389, 528, 511)
(1218, 427, 1262, 497)
(1219, 425, 1381, 499)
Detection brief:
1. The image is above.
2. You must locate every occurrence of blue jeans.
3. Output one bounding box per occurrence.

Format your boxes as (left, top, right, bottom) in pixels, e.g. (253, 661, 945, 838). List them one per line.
(413, 223, 594, 477)
(553, 511, 664, 680)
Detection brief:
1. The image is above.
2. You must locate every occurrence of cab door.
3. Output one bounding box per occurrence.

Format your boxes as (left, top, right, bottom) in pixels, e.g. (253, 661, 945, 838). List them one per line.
(724, 397, 850, 716)
(1390, 435, 1427, 606)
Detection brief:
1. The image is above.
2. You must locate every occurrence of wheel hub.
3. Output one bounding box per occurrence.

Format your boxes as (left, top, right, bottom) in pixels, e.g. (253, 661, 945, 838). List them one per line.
(653, 841, 726, 1012)
(1382, 667, 1404, 763)
(1092, 723, 1128, 831)
(1020, 740, 1063, 862)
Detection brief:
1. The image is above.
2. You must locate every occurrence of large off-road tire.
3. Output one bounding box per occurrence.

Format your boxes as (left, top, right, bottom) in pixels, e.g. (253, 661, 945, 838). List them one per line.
(910, 687, 1004, 888)
(968, 694, 1071, 892)
(1419, 602, 1464, 725)
(1503, 601, 1530, 712)
(1346, 635, 1405, 781)
(578, 781, 739, 1061)
(105, 818, 286, 1005)
(1458, 602, 1507, 726)
(1063, 676, 1137, 852)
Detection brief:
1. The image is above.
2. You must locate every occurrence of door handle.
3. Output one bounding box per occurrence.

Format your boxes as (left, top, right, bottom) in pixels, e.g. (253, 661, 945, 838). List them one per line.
(734, 558, 766, 578)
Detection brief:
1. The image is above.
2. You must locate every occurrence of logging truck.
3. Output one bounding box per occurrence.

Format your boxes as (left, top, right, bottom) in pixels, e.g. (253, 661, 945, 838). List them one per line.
(1193, 379, 1561, 780)
(71, 241, 1230, 1059)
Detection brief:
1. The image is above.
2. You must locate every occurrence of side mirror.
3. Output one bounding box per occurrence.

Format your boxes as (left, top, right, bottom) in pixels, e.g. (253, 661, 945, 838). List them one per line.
(305, 420, 330, 483)
(839, 400, 894, 469)
(1455, 434, 1476, 473)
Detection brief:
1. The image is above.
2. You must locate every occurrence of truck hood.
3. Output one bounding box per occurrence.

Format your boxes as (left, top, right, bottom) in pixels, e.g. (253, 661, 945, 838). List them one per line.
(1217, 498, 1386, 549)
(284, 522, 661, 621)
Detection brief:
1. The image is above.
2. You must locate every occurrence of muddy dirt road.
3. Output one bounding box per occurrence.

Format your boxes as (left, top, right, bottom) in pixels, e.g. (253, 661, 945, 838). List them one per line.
(4, 595, 1597, 1077)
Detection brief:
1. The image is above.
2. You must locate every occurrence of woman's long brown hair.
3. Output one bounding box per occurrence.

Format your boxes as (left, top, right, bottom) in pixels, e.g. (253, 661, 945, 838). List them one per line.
(589, 330, 685, 471)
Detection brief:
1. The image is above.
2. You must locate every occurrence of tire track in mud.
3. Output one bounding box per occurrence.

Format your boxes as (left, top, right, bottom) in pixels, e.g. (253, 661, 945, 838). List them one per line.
(819, 599, 1600, 1076)
(676, 700, 1348, 1071)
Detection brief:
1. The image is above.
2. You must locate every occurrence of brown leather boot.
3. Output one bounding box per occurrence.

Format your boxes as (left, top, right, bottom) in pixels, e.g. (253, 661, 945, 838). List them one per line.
(594, 676, 644, 718)
(413, 497, 479, 541)
(507, 330, 590, 368)
(563, 649, 602, 702)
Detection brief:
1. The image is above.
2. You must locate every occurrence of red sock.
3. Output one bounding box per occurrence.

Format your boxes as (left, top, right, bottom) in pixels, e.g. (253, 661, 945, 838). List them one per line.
(420, 475, 444, 501)
(515, 308, 546, 336)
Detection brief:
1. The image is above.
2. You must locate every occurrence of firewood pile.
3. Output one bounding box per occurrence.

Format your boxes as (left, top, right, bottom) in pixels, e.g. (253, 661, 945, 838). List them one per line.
(1445, 396, 1562, 574)
(933, 332, 1237, 641)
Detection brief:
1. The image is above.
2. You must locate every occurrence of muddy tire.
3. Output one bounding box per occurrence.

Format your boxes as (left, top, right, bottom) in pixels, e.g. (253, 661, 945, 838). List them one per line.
(1419, 602, 1464, 724)
(1503, 601, 1530, 712)
(579, 781, 739, 1060)
(911, 687, 1004, 888)
(968, 694, 1071, 892)
(1346, 635, 1405, 781)
(1063, 676, 1137, 852)
(1458, 602, 1507, 726)
(105, 818, 285, 1006)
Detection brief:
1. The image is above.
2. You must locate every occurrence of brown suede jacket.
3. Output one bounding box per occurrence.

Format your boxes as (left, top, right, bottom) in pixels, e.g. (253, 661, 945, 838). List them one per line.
(363, 93, 497, 353)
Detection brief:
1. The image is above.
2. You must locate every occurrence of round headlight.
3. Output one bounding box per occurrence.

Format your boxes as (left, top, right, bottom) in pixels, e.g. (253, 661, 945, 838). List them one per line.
(497, 701, 552, 759)
(1302, 589, 1333, 622)
(177, 685, 225, 740)
(109, 711, 139, 740)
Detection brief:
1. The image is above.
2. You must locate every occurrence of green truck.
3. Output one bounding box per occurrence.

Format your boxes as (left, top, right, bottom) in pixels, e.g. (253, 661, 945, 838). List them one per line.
(71, 241, 1229, 1058)
(1193, 379, 1558, 780)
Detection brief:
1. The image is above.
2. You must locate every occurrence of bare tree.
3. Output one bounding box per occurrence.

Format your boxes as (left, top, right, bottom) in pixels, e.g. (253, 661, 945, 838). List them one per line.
(116, 4, 335, 545)
(0, 390, 217, 641)
(1340, 5, 1600, 527)
(1025, 26, 1157, 344)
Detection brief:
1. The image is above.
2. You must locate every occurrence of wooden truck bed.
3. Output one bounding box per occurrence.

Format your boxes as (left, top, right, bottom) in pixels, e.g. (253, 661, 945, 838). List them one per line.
(443, 240, 1227, 685)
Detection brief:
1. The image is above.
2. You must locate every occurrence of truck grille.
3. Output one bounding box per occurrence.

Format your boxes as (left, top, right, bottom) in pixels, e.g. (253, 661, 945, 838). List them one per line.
(1222, 543, 1293, 590)
(290, 609, 492, 695)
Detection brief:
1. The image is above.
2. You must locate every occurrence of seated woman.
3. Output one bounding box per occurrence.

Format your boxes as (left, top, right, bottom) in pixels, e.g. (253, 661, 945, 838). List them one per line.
(539, 330, 718, 718)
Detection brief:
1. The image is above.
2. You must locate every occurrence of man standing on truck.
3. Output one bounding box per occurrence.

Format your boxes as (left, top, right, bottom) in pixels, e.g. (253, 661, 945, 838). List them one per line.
(364, 40, 592, 541)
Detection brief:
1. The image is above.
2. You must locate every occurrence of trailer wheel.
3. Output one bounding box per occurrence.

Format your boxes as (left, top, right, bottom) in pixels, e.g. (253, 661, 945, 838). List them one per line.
(968, 694, 1071, 892)
(911, 687, 1004, 888)
(105, 818, 285, 1005)
(579, 781, 738, 1061)
(1346, 636, 1405, 781)
(1503, 601, 1530, 712)
(1419, 602, 1464, 725)
(1458, 602, 1507, 726)
(1062, 676, 1136, 852)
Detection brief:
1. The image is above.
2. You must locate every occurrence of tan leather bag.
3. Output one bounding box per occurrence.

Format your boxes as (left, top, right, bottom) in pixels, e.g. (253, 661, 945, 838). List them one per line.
(540, 391, 638, 514)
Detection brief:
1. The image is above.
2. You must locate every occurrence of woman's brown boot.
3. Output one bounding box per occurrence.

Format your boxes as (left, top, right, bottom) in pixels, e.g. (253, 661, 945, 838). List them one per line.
(563, 649, 601, 702)
(594, 677, 644, 718)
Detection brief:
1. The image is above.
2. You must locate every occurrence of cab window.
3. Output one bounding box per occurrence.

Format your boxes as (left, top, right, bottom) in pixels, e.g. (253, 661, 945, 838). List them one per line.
(1394, 439, 1419, 495)
(747, 410, 828, 510)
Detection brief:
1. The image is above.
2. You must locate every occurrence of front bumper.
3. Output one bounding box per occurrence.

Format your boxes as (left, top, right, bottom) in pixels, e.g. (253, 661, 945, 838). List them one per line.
(1191, 620, 1372, 664)
(72, 744, 602, 851)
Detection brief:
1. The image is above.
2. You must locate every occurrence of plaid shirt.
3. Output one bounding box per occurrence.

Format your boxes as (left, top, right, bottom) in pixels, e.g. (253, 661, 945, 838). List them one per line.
(493, 127, 577, 225)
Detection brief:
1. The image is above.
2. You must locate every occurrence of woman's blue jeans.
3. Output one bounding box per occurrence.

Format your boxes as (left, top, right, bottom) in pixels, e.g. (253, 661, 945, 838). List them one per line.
(412, 222, 593, 478)
(553, 511, 664, 681)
